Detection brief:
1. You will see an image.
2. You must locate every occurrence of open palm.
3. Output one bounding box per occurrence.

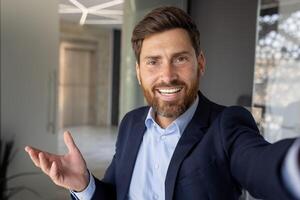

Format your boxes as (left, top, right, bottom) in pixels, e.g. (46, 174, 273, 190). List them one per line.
(25, 131, 89, 192)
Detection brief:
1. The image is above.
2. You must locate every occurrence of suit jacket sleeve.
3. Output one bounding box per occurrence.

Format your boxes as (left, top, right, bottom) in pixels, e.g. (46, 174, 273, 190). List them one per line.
(91, 160, 117, 200)
(218, 106, 296, 199)
(90, 113, 133, 200)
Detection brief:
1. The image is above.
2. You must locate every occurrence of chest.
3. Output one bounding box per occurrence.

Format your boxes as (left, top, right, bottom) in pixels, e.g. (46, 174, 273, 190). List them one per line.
(173, 132, 242, 200)
(127, 128, 181, 200)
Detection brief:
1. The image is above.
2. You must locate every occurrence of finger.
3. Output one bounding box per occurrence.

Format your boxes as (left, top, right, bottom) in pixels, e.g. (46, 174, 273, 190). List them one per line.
(64, 131, 79, 153)
(25, 146, 41, 167)
(28, 150, 41, 167)
(25, 146, 53, 157)
(25, 146, 41, 155)
(25, 146, 32, 152)
(39, 152, 51, 175)
(49, 161, 60, 184)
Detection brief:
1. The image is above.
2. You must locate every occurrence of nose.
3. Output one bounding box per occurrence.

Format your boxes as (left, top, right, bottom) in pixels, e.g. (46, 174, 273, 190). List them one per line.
(160, 63, 178, 83)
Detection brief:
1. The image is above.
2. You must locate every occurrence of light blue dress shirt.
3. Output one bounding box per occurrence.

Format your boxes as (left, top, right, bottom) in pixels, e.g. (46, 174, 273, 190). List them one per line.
(72, 96, 198, 200)
(127, 97, 199, 200)
(72, 96, 300, 200)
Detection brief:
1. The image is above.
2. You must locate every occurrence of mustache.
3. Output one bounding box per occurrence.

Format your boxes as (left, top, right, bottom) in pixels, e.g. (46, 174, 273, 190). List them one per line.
(153, 80, 186, 89)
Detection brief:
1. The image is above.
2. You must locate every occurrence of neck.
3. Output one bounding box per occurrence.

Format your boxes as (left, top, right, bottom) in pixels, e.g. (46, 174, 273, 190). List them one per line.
(155, 114, 176, 128)
(153, 95, 199, 128)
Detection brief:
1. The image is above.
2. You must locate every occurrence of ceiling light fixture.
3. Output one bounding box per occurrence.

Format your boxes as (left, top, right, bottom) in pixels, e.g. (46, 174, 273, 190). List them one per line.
(60, 0, 124, 25)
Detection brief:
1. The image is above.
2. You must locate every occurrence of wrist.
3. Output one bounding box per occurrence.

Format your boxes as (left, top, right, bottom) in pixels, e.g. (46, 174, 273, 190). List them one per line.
(74, 169, 90, 192)
(70, 171, 96, 199)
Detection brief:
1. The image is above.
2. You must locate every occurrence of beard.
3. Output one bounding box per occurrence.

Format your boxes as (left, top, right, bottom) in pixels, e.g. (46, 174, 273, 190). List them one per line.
(141, 77, 199, 118)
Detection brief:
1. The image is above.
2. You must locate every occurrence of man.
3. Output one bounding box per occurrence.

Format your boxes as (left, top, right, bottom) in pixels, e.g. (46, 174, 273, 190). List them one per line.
(25, 6, 300, 200)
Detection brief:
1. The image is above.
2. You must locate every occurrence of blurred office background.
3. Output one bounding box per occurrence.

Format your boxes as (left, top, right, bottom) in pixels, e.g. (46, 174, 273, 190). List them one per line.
(1, 0, 300, 199)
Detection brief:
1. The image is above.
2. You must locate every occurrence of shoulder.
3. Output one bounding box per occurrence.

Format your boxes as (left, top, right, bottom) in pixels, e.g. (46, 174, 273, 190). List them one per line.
(219, 106, 256, 127)
(199, 94, 226, 124)
(114, 106, 149, 150)
(121, 106, 150, 121)
(215, 106, 260, 144)
(119, 106, 150, 128)
(211, 106, 262, 159)
(209, 100, 226, 119)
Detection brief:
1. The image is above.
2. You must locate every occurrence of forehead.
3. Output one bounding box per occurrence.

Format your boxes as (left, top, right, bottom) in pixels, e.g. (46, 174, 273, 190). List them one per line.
(140, 28, 194, 58)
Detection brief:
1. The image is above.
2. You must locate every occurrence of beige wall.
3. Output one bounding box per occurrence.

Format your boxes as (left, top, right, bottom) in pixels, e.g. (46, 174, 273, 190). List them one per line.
(60, 21, 113, 126)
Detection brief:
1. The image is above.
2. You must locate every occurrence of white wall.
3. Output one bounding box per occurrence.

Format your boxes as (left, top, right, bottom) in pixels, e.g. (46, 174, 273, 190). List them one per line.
(1, 0, 61, 199)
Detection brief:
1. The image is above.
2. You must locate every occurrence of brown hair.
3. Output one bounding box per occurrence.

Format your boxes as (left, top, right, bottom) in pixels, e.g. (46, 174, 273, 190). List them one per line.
(131, 6, 200, 64)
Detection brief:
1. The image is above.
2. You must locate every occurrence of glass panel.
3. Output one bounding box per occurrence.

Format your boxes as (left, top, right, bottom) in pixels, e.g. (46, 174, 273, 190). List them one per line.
(253, 0, 300, 143)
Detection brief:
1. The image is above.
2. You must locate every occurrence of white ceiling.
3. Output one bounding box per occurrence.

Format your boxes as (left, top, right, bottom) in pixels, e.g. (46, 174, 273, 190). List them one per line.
(59, 0, 123, 27)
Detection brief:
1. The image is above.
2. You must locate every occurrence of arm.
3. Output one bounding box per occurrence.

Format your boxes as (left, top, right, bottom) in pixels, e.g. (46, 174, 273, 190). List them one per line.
(71, 123, 123, 200)
(90, 156, 117, 200)
(89, 112, 133, 200)
(218, 106, 296, 200)
(25, 131, 116, 199)
(70, 172, 116, 200)
(282, 138, 300, 199)
(25, 131, 89, 192)
(70, 171, 95, 199)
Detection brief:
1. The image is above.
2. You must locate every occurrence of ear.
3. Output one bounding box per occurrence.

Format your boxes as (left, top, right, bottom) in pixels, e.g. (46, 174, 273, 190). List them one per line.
(197, 51, 206, 76)
(136, 62, 141, 85)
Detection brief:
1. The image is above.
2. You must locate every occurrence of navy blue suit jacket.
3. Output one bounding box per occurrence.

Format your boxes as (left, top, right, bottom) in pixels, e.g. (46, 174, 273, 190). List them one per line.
(87, 93, 296, 200)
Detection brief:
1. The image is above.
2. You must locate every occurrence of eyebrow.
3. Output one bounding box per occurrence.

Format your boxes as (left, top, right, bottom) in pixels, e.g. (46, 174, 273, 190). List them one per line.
(143, 55, 162, 61)
(172, 51, 191, 57)
(142, 51, 192, 61)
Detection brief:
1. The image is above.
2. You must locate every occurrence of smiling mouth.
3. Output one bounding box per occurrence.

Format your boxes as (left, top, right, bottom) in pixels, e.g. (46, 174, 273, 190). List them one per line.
(157, 87, 183, 95)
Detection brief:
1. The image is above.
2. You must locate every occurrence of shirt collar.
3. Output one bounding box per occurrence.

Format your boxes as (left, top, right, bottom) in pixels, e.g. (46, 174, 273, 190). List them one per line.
(145, 95, 199, 135)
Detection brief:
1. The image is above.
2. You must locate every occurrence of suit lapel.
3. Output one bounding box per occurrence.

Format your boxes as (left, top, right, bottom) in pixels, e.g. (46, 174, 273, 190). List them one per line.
(165, 92, 212, 200)
(118, 110, 147, 200)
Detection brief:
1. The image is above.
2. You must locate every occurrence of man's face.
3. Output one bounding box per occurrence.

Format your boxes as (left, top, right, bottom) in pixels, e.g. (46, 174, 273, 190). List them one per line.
(136, 28, 205, 119)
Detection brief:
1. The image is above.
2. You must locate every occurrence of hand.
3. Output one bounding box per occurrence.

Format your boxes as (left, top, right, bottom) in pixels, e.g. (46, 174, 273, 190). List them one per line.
(25, 131, 89, 192)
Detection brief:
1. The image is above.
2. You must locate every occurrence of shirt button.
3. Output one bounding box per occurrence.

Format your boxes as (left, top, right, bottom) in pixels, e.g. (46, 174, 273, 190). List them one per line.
(160, 135, 166, 140)
(153, 194, 159, 199)
(154, 164, 159, 169)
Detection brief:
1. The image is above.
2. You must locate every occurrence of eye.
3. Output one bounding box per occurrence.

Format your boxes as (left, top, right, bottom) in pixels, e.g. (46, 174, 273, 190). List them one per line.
(174, 56, 188, 64)
(146, 59, 158, 66)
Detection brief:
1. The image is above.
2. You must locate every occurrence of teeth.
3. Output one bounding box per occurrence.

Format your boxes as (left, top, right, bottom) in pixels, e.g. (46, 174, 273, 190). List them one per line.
(158, 87, 182, 94)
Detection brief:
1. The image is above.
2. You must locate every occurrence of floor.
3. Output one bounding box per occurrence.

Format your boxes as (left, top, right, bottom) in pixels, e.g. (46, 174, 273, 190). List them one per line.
(55, 126, 118, 199)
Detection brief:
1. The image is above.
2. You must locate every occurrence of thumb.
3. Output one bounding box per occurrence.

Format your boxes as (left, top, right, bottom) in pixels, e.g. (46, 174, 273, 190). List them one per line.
(64, 131, 79, 153)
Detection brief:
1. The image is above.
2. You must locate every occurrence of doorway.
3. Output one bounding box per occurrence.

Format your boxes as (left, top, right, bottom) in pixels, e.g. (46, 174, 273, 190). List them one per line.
(59, 41, 97, 128)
